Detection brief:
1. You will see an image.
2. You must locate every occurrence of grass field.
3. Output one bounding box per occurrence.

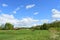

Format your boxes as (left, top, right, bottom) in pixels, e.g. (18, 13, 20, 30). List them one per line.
(0, 30, 60, 40)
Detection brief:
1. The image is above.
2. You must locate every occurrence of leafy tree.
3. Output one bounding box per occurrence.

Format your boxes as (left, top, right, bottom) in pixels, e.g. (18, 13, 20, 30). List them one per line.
(40, 23, 49, 30)
(50, 20, 60, 28)
(0, 24, 5, 30)
(4, 23, 14, 30)
(31, 25, 41, 30)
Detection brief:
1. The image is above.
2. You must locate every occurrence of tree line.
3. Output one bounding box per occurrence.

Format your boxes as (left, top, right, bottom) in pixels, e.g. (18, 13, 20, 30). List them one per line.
(0, 20, 60, 30)
(30, 20, 60, 30)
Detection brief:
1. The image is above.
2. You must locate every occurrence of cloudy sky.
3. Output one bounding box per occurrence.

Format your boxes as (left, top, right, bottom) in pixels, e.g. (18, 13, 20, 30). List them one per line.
(0, 0, 60, 27)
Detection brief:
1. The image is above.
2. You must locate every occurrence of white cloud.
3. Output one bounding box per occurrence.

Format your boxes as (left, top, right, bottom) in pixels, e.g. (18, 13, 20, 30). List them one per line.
(0, 14, 39, 28)
(34, 12, 39, 15)
(52, 9, 60, 18)
(17, 17, 39, 27)
(13, 11, 17, 14)
(0, 14, 18, 24)
(0, 14, 50, 27)
(52, 14, 60, 18)
(40, 19, 49, 24)
(2, 4, 8, 7)
(15, 7, 20, 11)
(33, 23, 40, 26)
(13, 7, 20, 14)
(33, 19, 49, 26)
(26, 4, 35, 9)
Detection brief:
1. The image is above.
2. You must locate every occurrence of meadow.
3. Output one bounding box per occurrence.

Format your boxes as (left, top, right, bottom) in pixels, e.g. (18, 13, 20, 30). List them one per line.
(0, 30, 51, 40)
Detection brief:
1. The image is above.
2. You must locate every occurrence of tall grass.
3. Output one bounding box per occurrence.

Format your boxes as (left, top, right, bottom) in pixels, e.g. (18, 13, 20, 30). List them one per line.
(0, 30, 50, 40)
(0, 29, 60, 40)
(49, 28, 60, 40)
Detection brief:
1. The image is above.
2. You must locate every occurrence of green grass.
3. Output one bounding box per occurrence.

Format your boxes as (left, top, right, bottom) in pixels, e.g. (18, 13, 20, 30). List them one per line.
(0, 30, 59, 40)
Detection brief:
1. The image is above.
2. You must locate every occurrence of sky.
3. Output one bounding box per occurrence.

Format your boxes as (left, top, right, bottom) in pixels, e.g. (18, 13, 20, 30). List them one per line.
(0, 0, 60, 27)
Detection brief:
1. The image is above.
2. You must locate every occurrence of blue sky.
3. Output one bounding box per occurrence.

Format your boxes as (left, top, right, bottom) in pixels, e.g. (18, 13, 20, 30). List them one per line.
(0, 0, 60, 27)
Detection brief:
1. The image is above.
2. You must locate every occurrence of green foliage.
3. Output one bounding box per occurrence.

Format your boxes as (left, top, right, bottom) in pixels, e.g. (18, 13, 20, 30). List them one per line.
(0, 24, 5, 30)
(31, 25, 40, 30)
(4, 23, 14, 30)
(40, 23, 50, 30)
(50, 21, 60, 28)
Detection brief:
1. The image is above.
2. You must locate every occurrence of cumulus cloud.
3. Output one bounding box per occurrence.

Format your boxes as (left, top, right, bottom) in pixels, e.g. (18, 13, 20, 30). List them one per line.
(33, 19, 49, 26)
(0, 14, 39, 27)
(26, 4, 35, 9)
(40, 19, 49, 24)
(34, 12, 39, 15)
(0, 14, 18, 24)
(2, 4, 8, 7)
(15, 17, 39, 27)
(13, 7, 20, 14)
(52, 9, 60, 18)
(0, 14, 50, 27)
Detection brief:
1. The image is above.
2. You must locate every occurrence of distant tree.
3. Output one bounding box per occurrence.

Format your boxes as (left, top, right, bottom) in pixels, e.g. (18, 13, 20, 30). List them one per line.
(0, 26, 2, 30)
(30, 25, 41, 31)
(4, 23, 14, 30)
(0, 24, 5, 30)
(50, 20, 60, 28)
(40, 23, 49, 30)
(34, 25, 41, 30)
